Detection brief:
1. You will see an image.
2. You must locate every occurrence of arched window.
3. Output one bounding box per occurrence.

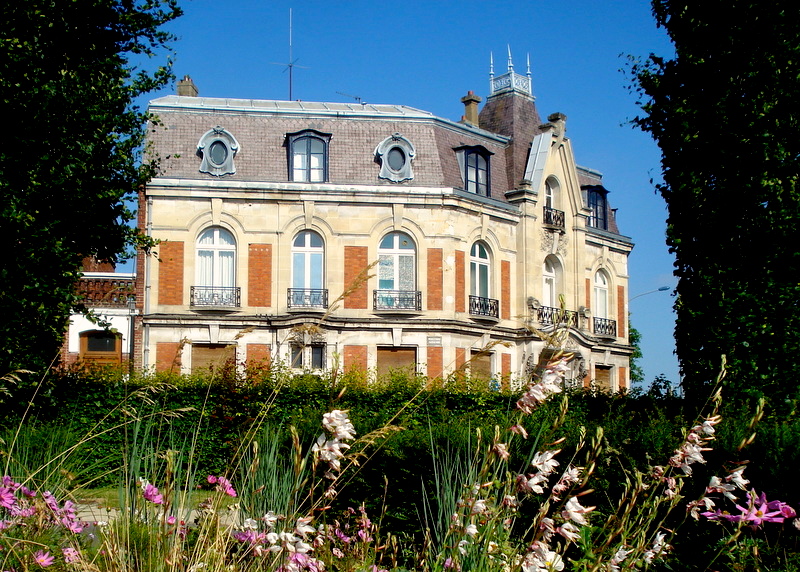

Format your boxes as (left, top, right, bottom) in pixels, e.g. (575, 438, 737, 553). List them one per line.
(290, 230, 326, 308)
(543, 178, 565, 227)
(470, 242, 491, 299)
(542, 256, 563, 309)
(376, 232, 419, 309)
(288, 130, 330, 182)
(544, 178, 556, 209)
(194, 226, 238, 307)
(469, 242, 498, 318)
(593, 270, 609, 319)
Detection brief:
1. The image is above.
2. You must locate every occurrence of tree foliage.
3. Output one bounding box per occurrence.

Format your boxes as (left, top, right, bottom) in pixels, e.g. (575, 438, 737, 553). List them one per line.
(0, 0, 181, 374)
(631, 1, 800, 404)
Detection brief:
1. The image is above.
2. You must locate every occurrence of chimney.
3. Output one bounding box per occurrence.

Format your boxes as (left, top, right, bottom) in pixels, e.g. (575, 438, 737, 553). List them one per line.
(177, 75, 199, 97)
(461, 91, 482, 127)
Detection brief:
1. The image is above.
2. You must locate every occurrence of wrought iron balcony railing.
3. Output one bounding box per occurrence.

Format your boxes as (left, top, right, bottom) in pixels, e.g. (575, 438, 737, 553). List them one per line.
(543, 206, 565, 228)
(287, 288, 329, 309)
(373, 290, 422, 311)
(593, 317, 617, 337)
(190, 286, 241, 308)
(537, 305, 579, 327)
(469, 295, 499, 318)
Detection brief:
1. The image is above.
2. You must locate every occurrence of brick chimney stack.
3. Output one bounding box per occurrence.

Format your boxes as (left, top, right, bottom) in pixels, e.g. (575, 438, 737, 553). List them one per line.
(177, 75, 198, 97)
(461, 91, 482, 127)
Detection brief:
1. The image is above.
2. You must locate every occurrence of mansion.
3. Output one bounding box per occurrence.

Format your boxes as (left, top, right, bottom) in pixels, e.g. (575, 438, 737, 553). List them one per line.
(120, 59, 634, 389)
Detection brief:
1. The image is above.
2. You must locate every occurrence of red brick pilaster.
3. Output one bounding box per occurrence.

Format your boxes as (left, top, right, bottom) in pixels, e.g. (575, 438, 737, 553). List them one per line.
(427, 248, 443, 310)
(156, 342, 182, 373)
(618, 366, 628, 391)
(248, 244, 272, 307)
(585, 278, 592, 310)
(617, 285, 626, 339)
(344, 345, 368, 372)
(246, 343, 271, 365)
(427, 346, 443, 380)
(344, 246, 369, 309)
(501, 353, 512, 391)
(455, 250, 465, 312)
(158, 241, 184, 305)
(501, 260, 511, 320)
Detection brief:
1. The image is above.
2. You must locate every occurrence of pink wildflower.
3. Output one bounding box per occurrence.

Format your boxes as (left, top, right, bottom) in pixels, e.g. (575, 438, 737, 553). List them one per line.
(62, 547, 81, 564)
(142, 482, 164, 505)
(33, 550, 54, 567)
(0, 487, 15, 509)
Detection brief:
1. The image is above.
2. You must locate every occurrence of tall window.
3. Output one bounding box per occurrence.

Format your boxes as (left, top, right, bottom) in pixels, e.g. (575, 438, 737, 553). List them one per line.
(291, 230, 325, 307)
(464, 147, 490, 196)
(593, 270, 609, 319)
(542, 256, 563, 308)
(544, 179, 556, 209)
(588, 189, 608, 230)
(197, 227, 236, 288)
(470, 242, 491, 299)
(288, 130, 330, 182)
(378, 232, 416, 291)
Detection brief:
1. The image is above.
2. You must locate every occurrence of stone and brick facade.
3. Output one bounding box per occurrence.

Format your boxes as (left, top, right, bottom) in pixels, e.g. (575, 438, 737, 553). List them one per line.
(136, 60, 634, 390)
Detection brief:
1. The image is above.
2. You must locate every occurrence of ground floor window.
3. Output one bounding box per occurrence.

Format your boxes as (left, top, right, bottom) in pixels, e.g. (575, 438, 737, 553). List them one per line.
(376, 347, 417, 379)
(594, 365, 613, 391)
(291, 344, 326, 370)
(192, 344, 236, 373)
(470, 349, 492, 380)
(79, 331, 122, 365)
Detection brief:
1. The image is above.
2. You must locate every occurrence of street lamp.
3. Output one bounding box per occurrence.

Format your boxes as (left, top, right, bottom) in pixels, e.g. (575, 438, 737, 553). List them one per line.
(630, 286, 670, 302)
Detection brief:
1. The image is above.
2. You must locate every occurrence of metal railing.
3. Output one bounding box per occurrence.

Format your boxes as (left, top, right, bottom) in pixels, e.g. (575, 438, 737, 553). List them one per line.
(593, 317, 617, 337)
(537, 305, 579, 327)
(543, 206, 565, 228)
(469, 295, 499, 318)
(287, 288, 328, 309)
(190, 286, 241, 308)
(373, 290, 422, 311)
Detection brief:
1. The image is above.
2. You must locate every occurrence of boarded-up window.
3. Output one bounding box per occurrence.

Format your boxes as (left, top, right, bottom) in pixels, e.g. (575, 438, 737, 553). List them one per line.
(594, 365, 612, 391)
(80, 331, 122, 365)
(377, 347, 416, 379)
(470, 350, 492, 380)
(192, 344, 235, 372)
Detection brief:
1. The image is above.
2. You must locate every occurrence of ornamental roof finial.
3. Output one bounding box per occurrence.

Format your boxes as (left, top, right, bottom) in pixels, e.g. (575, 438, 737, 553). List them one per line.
(507, 45, 514, 72)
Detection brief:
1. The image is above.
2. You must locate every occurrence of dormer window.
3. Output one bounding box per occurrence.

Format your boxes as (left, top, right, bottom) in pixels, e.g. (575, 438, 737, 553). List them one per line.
(587, 188, 608, 230)
(456, 146, 491, 197)
(375, 133, 415, 182)
(287, 129, 331, 182)
(197, 127, 239, 177)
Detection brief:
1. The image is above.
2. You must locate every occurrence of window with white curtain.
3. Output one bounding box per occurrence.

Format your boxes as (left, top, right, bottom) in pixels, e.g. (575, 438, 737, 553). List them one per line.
(291, 230, 325, 307)
(542, 256, 563, 308)
(470, 242, 491, 299)
(593, 270, 609, 319)
(196, 227, 236, 288)
(378, 232, 416, 291)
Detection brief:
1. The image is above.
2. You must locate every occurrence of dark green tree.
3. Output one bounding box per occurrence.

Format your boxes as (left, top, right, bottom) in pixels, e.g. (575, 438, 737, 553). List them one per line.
(628, 320, 645, 386)
(631, 1, 800, 404)
(0, 0, 181, 375)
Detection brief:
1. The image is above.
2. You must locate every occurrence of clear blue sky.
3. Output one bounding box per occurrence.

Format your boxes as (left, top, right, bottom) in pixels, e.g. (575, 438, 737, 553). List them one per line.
(137, 0, 680, 385)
